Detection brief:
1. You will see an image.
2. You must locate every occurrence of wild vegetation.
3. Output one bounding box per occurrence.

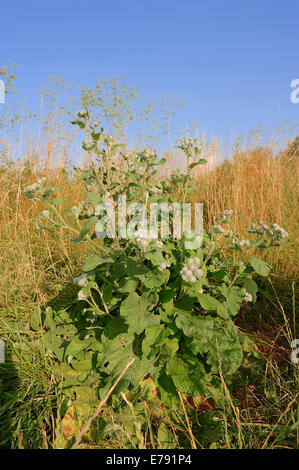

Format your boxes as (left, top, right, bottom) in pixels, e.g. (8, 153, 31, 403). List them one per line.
(0, 67, 298, 449)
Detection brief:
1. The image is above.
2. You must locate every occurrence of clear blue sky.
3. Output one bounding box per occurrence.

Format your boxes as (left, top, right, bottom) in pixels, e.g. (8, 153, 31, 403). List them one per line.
(1, 0, 298, 146)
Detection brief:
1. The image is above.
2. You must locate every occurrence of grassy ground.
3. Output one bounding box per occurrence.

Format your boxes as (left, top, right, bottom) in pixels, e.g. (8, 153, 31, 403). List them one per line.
(0, 138, 298, 449)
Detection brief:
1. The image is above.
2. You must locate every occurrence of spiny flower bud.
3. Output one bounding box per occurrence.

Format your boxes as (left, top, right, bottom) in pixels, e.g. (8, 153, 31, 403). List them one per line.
(221, 209, 233, 218)
(77, 289, 87, 301)
(158, 261, 171, 271)
(41, 210, 52, 220)
(272, 223, 289, 239)
(239, 239, 251, 249)
(243, 291, 252, 302)
(193, 268, 204, 278)
(180, 258, 204, 283)
(73, 273, 88, 287)
(77, 110, 86, 118)
(212, 225, 225, 233)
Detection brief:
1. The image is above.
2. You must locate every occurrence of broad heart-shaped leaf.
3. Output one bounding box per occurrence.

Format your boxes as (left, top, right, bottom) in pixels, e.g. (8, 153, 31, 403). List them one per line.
(102, 283, 113, 303)
(166, 352, 206, 396)
(159, 300, 175, 323)
(226, 286, 244, 316)
(64, 336, 94, 359)
(143, 269, 170, 289)
(43, 330, 65, 361)
(242, 278, 258, 302)
(142, 325, 168, 358)
(157, 372, 180, 408)
(144, 249, 165, 266)
(159, 287, 176, 304)
(52, 363, 85, 387)
(198, 294, 222, 312)
(97, 316, 144, 384)
(124, 355, 160, 384)
(189, 159, 207, 169)
(86, 191, 101, 205)
(118, 277, 139, 293)
(98, 339, 158, 400)
(158, 423, 178, 449)
(159, 337, 180, 363)
(50, 309, 78, 336)
(70, 354, 93, 373)
(79, 215, 98, 238)
(175, 310, 213, 339)
(184, 238, 202, 250)
(175, 311, 214, 355)
(142, 325, 178, 362)
(175, 293, 196, 312)
(207, 321, 243, 375)
(68, 385, 98, 418)
(30, 308, 43, 331)
(126, 258, 150, 278)
(120, 293, 160, 335)
(249, 257, 271, 277)
(103, 316, 128, 339)
(100, 327, 133, 376)
(83, 254, 114, 272)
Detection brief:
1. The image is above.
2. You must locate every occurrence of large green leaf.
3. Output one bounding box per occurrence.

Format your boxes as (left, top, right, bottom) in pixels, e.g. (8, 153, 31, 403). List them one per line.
(158, 423, 178, 449)
(142, 325, 166, 357)
(86, 191, 101, 205)
(100, 330, 133, 375)
(243, 278, 258, 302)
(198, 294, 222, 312)
(43, 330, 65, 361)
(249, 257, 271, 277)
(126, 259, 149, 277)
(189, 159, 207, 169)
(120, 293, 160, 334)
(64, 336, 93, 359)
(175, 310, 213, 339)
(175, 311, 214, 355)
(159, 337, 179, 362)
(159, 287, 176, 304)
(226, 286, 244, 316)
(83, 254, 114, 271)
(118, 277, 139, 293)
(144, 249, 165, 266)
(166, 353, 206, 396)
(52, 363, 84, 386)
(157, 373, 180, 408)
(207, 321, 243, 375)
(79, 215, 98, 238)
(142, 326, 178, 363)
(159, 300, 175, 323)
(71, 354, 93, 373)
(104, 316, 128, 339)
(144, 269, 169, 289)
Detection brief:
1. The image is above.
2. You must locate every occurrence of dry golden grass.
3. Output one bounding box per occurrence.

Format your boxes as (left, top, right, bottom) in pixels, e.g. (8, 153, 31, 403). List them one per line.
(0, 163, 87, 308)
(192, 144, 299, 280)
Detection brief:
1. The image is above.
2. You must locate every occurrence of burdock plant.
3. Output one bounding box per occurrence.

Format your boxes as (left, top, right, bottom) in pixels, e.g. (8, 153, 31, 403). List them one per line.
(24, 109, 290, 415)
